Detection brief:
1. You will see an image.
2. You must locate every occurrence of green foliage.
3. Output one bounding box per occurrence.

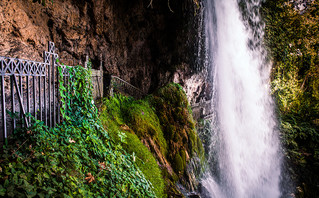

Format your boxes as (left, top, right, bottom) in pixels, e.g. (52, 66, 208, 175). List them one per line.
(196, 119, 212, 155)
(263, 0, 319, 196)
(263, 0, 319, 110)
(0, 63, 156, 197)
(263, 0, 319, 161)
(271, 57, 303, 114)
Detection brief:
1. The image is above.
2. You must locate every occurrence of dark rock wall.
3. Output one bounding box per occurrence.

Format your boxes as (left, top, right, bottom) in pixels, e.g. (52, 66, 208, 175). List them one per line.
(0, 0, 207, 97)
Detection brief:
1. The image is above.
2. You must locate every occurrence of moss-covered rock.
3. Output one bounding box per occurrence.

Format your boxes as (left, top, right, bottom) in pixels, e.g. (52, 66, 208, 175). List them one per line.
(99, 83, 205, 197)
(99, 94, 166, 198)
(149, 83, 204, 169)
(124, 132, 165, 198)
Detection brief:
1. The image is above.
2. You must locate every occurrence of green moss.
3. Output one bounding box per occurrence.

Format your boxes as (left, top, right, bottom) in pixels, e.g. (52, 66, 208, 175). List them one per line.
(99, 94, 167, 198)
(149, 83, 205, 175)
(197, 134, 205, 156)
(122, 100, 168, 156)
(124, 132, 166, 198)
(173, 153, 185, 175)
(180, 150, 187, 164)
(99, 83, 205, 196)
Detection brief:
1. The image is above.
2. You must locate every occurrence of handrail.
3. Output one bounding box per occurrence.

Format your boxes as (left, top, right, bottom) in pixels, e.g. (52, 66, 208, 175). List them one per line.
(110, 75, 145, 99)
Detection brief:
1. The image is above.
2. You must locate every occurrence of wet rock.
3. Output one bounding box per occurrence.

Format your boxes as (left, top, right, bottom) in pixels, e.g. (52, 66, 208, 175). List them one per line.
(187, 192, 201, 198)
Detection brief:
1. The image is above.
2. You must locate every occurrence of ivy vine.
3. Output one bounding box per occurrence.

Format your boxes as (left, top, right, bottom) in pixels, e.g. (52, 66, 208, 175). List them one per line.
(0, 62, 156, 197)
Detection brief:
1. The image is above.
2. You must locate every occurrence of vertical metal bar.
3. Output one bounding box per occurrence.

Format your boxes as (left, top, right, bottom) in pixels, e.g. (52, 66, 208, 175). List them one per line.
(27, 75, 30, 123)
(67, 75, 70, 116)
(52, 57, 56, 127)
(39, 75, 42, 121)
(33, 75, 36, 120)
(44, 71, 47, 126)
(43, 52, 48, 126)
(48, 57, 51, 127)
(57, 65, 60, 124)
(11, 75, 16, 130)
(13, 75, 29, 128)
(97, 75, 101, 98)
(19, 75, 23, 127)
(64, 74, 67, 118)
(1, 76, 7, 141)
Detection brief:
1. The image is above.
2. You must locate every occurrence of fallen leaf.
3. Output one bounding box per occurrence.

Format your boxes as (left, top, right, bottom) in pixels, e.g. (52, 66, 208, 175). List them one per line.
(85, 173, 95, 183)
(69, 138, 76, 143)
(120, 124, 130, 131)
(98, 161, 106, 169)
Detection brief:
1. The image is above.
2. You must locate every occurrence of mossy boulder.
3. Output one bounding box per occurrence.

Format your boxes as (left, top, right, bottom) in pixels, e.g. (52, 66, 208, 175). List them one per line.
(99, 83, 205, 197)
(149, 83, 204, 175)
(99, 95, 166, 198)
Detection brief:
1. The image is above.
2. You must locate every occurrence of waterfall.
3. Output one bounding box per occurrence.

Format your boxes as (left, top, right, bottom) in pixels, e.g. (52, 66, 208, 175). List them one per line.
(201, 0, 282, 197)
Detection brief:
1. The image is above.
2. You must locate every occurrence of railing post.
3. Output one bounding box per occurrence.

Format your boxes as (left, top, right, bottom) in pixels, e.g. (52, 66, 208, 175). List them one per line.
(84, 55, 89, 69)
(11, 75, 16, 130)
(13, 75, 29, 128)
(98, 55, 103, 98)
(1, 75, 7, 141)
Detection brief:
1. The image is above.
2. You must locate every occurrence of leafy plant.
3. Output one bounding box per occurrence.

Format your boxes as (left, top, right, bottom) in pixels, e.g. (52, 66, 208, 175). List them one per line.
(0, 62, 156, 197)
(262, 0, 319, 196)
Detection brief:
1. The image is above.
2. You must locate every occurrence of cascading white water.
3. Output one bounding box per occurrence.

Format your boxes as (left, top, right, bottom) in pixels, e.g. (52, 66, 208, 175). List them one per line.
(201, 0, 282, 197)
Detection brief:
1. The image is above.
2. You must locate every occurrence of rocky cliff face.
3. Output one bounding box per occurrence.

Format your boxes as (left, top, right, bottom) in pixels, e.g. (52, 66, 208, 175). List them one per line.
(0, 0, 210, 195)
(0, 0, 209, 104)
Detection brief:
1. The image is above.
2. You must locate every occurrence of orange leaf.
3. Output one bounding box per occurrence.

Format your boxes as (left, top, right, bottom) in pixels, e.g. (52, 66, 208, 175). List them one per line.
(85, 173, 95, 183)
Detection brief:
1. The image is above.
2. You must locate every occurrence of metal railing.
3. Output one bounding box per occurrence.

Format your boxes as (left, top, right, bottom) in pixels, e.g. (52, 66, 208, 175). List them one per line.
(109, 76, 145, 99)
(0, 42, 71, 141)
(0, 41, 145, 142)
